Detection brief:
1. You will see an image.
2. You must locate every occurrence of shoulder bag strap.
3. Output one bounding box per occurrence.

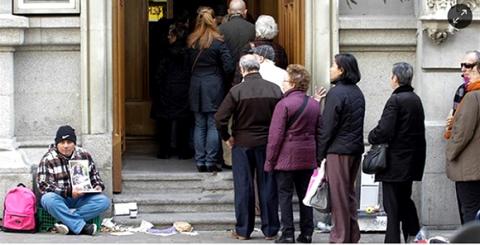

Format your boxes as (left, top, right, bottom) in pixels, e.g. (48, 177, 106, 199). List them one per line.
(286, 95, 309, 130)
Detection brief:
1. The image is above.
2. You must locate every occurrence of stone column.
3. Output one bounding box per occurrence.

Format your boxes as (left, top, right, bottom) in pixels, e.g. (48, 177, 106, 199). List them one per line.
(80, 0, 113, 197)
(0, 14, 33, 216)
(305, 0, 339, 94)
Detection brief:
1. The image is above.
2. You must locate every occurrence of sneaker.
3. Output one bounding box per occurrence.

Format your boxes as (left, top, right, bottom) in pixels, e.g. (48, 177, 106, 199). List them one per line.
(80, 223, 97, 235)
(54, 223, 69, 235)
(297, 234, 312, 243)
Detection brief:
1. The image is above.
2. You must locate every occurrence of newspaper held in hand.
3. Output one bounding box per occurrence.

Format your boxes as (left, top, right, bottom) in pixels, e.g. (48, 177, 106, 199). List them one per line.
(69, 160, 100, 193)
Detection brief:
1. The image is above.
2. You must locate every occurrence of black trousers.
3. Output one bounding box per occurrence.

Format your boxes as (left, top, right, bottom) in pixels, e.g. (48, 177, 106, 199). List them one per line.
(275, 169, 314, 238)
(382, 181, 420, 243)
(456, 181, 480, 224)
(231, 145, 280, 238)
(156, 117, 192, 156)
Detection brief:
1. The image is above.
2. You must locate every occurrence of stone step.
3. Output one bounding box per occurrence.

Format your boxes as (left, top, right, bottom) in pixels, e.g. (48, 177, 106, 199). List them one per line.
(113, 193, 235, 213)
(113, 192, 301, 213)
(121, 172, 234, 194)
(112, 212, 301, 231)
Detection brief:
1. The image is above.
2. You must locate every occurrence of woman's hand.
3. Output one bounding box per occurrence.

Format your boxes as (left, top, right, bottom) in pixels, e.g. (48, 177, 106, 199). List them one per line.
(314, 87, 327, 102)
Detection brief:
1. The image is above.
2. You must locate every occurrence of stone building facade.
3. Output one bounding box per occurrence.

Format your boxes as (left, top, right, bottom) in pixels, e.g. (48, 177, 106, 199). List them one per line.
(0, 0, 479, 228)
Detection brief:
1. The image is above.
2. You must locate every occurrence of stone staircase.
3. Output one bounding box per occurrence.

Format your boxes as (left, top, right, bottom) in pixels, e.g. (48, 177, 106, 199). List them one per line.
(113, 170, 240, 230)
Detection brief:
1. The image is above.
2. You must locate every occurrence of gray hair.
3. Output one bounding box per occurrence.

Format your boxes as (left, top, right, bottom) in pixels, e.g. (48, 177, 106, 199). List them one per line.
(467, 50, 480, 63)
(392, 62, 414, 86)
(255, 15, 278, 40)
(239, 54, 260, 73)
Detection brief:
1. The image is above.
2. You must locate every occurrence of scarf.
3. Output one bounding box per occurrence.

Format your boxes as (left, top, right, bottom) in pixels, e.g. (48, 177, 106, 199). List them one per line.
(444, 80, 480, 139)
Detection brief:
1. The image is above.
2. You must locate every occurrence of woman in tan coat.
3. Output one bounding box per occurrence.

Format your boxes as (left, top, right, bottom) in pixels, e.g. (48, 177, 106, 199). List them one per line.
(446, 50, 480, 224)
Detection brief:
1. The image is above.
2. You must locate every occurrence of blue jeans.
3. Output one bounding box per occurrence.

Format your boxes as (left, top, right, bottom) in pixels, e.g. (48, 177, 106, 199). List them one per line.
(232, 145, 280, 238)
(193, 112, 219, 167)
(40, 192, 110, 234)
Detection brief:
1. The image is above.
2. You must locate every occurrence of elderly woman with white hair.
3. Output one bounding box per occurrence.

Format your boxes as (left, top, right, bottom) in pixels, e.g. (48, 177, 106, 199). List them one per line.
(232, 15, 288, 85)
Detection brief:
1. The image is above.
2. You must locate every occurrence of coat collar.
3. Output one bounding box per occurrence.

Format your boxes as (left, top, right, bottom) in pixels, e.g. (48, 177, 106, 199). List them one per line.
(243, 72, 262, 80)
(283, 89, 304, 98)
(393, 85, 414, 94)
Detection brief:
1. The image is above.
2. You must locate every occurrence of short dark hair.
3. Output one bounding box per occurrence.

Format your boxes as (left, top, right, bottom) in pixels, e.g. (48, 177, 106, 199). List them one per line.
(286, 64, 311, 92)
(334, 53, 361, 84)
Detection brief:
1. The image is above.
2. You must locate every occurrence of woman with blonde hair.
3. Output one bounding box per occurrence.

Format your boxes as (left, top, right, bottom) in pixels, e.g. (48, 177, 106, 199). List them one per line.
(265, 64, 321, 243)
(187, 7, 234, 172)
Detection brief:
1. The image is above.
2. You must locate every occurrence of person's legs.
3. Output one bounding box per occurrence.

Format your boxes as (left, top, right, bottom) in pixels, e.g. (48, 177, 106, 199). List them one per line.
(254, 145, 279, 237)
(326, 154, 359, 243)
(40, 192, 85, 234)
(205, 112, 220, 169)
(231, 145, 255, 238)
(397, 181, 420, 243)
(382, 182, 401, 243)
(193, 112, 207, 169)
(294, 169, 314, 239)
(347, 155, 361, 243)
(176, 117, 193, 159)
(456, 181, 480, 223)
(156, 118, 172, 159)
(275, 171, 295, 239)
(71, 194, 110, 222)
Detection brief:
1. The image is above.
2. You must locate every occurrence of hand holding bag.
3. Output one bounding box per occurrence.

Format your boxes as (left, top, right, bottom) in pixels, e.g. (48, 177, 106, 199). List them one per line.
(362, 144, 388, 174)
(309, 161, 331, 213)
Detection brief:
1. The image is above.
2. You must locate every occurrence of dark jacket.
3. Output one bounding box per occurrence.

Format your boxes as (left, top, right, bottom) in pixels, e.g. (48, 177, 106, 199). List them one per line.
(265, 90, 322, 172)
(215, 72, 282, 147)
(188, 39, 235, 112)
(150, 41, 191, 120)
(233, 39, 289, 85)
(219, 15, 255, 62)
(368, 85, 426, 182)
(316, 79, 365, 161)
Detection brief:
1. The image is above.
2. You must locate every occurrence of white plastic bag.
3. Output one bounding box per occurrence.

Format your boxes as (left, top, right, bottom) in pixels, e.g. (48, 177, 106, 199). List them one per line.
(303, 159, 326, 207)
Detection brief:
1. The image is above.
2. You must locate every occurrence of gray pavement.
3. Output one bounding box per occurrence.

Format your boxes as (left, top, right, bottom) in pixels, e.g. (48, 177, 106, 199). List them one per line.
(0, 229, 455, 243)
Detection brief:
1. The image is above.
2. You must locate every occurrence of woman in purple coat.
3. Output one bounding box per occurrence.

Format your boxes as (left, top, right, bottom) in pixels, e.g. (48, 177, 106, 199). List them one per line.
(264, 64, 322, 243)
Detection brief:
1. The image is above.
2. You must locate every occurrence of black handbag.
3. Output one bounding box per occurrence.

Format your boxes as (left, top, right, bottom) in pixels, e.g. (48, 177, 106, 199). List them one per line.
(310, 179, 331, 213)
(362, 144, 388, 174)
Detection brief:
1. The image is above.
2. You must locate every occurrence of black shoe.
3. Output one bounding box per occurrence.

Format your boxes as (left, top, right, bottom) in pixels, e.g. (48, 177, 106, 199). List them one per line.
(80, 224, 97, 236)
(197, 165, 207, 172)
(221, 162, 232, 170)
(275, 235, 295, 243)
(207, 165, 222, 172)
(296, 234, 312, 243)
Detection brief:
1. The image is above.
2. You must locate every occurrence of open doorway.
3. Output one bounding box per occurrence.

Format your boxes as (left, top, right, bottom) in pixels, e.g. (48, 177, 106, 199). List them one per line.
(112, 0, 303, 192)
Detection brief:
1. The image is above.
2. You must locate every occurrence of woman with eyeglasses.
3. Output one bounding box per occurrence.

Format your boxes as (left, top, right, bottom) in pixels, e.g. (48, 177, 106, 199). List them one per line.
(446, 50, 480, 224)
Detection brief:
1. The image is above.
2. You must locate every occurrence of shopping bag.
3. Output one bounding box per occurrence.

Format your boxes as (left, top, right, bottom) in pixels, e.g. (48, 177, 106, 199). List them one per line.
(310, 179, 331, 213)
(303, 159, 326, 207)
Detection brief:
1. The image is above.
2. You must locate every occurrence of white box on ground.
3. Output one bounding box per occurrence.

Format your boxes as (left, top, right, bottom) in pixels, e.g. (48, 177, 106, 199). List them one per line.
(114, 202, 138, 216)
(360, 186, 379, 210)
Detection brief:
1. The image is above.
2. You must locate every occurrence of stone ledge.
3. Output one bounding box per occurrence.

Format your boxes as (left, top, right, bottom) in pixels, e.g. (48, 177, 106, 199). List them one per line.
(340, 16, 417, 29)
(0, 14, 28, 28)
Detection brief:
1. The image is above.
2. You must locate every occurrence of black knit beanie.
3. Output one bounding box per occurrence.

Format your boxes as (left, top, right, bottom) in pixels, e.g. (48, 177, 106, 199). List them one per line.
(55, 125, 77, 145)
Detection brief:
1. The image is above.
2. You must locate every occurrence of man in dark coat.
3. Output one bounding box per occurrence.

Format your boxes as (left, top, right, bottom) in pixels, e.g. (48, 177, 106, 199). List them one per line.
(215, 54, 281, 240)
(368, 62, 426, 243)
(219, 0, 255, 64)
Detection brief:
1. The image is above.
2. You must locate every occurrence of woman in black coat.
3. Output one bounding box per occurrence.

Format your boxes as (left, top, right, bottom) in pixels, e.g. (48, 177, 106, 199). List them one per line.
(151, 23, 193, 159)
(187, 7, 234, 172)
(368, 62, 426, 243)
